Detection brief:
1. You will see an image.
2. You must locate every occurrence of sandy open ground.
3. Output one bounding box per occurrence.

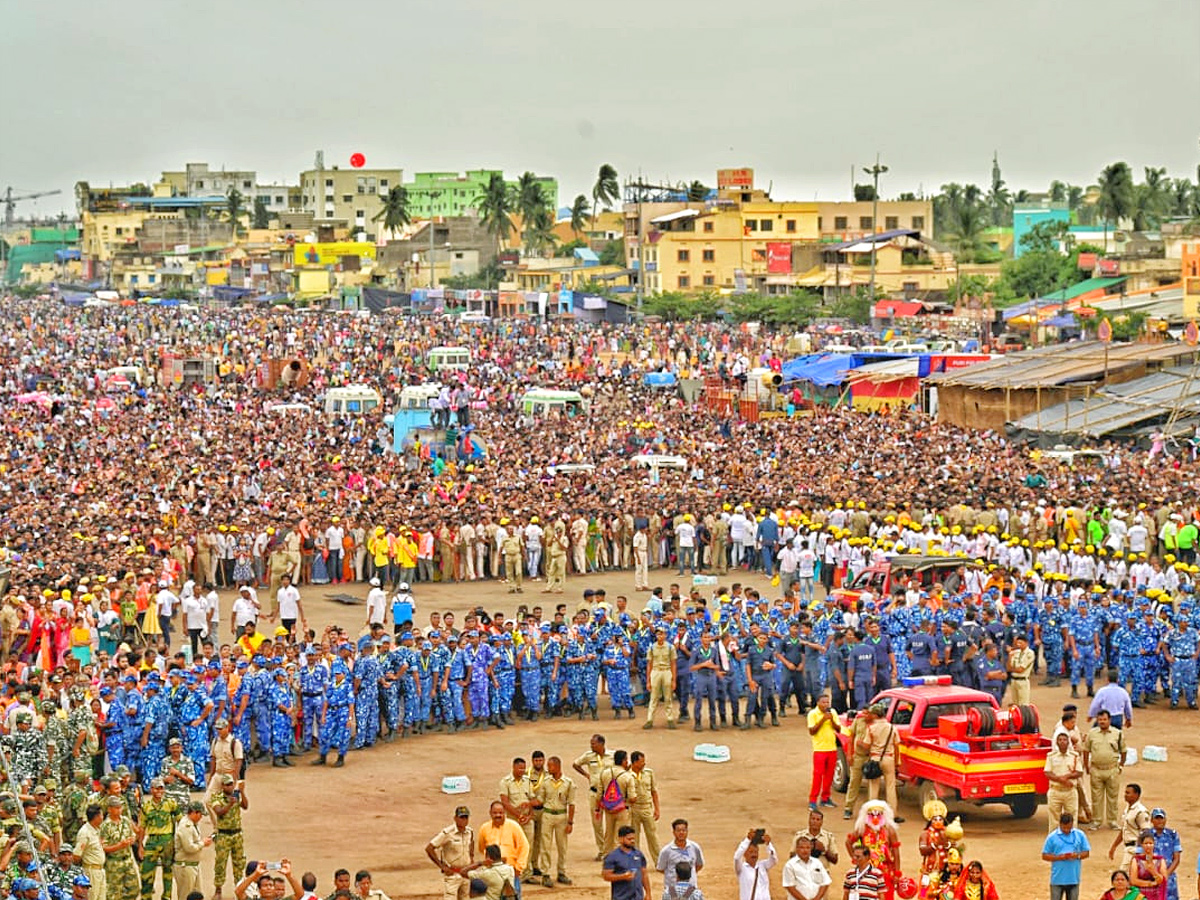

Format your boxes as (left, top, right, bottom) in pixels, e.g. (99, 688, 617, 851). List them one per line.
(180, 570, 1199, 900)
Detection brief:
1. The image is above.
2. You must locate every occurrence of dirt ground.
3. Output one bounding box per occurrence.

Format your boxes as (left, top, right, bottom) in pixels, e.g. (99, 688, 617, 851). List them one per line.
(183, 571, 1199, 900)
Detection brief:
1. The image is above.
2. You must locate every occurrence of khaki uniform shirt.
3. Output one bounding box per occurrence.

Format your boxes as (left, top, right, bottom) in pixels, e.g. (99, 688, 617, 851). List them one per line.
(499, 774, 534, 819)
(1083, 726, 1125, 769)
(210, 734, 243, 776)
(537, 776, 577, 815)
(1120, 801, 1151, 846)
(174, 818, 205, 863)
(631, 767, 656, 811)
(1044, 748, 1081, 793)
(599, 765, 638, 808)
(429, 824, 474, 869)
(649, 643, 674, 672)
(74, 822, 105, 868)
(1008, 647, 1035, 678)
(573, 750, 615, 790)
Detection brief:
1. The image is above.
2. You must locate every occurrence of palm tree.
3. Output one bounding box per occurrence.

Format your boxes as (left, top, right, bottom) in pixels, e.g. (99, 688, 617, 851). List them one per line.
(569, 195, 590, 240)
(1096, 162, 1134, 249)
(591, 163, 619, 229)
(1049, 180, 1068, 203)
(943, 203, 987, 262)
(1132, 166, 1169, 231)
(225, 188, 246, 237)
(687, 180, 709, 202)
(516, 172, 547, 225)
(525, 207, 559, 257)
(476, 173, 515, 258)
(372, 185, 412, 235)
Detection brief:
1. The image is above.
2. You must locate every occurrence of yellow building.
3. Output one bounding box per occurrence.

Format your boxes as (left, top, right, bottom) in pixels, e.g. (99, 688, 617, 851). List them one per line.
(513, 257, 632, 292)
(79, 209, 150, 263)
(298, 166, 403, 239)
(645, 199, 819, 293)
(814, 200, 931, 242)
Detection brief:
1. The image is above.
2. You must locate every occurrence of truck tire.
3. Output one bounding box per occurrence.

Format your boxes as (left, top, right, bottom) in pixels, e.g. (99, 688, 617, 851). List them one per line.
(1017, 705, 1039, 734)
(918, 781, 940, 812)
(833, 748, 850, 793)
(1009, 795, 1038, 819)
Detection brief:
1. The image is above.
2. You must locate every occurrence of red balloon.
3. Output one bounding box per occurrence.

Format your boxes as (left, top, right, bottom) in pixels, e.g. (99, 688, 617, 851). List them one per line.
(350, 153, 365, 168)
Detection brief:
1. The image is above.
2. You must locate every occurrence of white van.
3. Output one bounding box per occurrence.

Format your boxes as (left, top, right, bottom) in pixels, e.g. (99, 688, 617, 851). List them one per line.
(98, 365, 144, 389)
(428, 346, 471, 373)
(398, 384, 442, 409)
(323, 385, 382, 417)
(520, 389, 588, 418)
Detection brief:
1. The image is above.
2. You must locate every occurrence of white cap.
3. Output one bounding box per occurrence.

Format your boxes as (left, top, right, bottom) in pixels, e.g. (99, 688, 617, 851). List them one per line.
(369, 577, 381, 586)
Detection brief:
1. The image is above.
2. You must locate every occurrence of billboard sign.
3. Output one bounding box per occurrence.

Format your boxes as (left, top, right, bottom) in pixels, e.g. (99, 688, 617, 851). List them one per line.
(717, 168, 754, 190)
(292, 242, 377, 267)
(766, 242, 792, 273)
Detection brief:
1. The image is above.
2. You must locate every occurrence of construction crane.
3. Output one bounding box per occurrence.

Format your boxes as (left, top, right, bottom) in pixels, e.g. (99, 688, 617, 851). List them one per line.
(4, 187, 64, 227)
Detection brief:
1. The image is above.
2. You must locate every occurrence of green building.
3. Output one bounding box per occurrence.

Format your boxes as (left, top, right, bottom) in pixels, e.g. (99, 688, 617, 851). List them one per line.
(404, 170, 559, 218)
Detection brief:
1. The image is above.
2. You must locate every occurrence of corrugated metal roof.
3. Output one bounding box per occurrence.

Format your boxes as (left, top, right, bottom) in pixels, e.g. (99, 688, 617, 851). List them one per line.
(1008, 366, 1200, 437)
(928, 341, 1195, 390)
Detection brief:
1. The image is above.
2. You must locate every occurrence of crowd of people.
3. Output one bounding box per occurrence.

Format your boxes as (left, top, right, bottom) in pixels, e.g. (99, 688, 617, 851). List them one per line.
(3, 299, 1200, 899)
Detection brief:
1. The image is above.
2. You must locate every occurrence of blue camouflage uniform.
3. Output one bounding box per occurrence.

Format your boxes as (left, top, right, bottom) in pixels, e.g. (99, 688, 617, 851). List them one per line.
(415, 647, 436, 724)
(268, 672, 294, 758)
(353, 649, 383, 747)
(1039, 602, 1065, 684)
(140, 684, 170, 787)
(467, 637, 493, 721)
(1068, 604, 1101, 693)
(430, 642, 451, 725)
(298, 662, 329, 749)
(581, 629, 601, 713)
(517, 639, 542, 717)
(1113, 617, 1141, 695)
(179, 676, 212, 782)
(378, 640, 402, 734)
(1165, 620, 1199, 707)
(1136, 615, 1163, 703)
(395, 639, 420, 729)
(445, 641, 469, 726)
(539, 630, 561, 713)
(492, 637, 516, 717)
(603, 639, 634, 714)
(121, 683, 145, 774)
(318, 668, 353, 759)
(230, 663, 253, 750)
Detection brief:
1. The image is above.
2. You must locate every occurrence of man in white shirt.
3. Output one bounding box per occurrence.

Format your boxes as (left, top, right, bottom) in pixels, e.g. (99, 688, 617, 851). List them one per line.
(734, 831, 777, 900)
(366, 577, 388, 628)
(676, 515, 697, 575)
(325, 519, 346, 584)
(781, 835, 830, 900)
(231, 585, 260, 636)
(276, 574, 305, 637)
(181, 588, 209, 657)
(202, 583, 221, 640)
(155, 581, 179, 645)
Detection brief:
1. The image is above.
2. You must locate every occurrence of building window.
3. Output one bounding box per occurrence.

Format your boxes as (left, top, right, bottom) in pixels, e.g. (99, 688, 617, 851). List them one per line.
(752, 249, 767, 262)
(380, 179, 389, 188)
(912, 216, 925, 229)
(834, 216, 848, 230)
(115, 228, 123, 236)
(357, 185, 365, 194)
(148, 274, 156, 284)
(903, 281, 919, 292)
(196, 180, 204, 189)
(787, 219, 797, 233)
(760, 219, 773, 232)
(243, 181, 252, 189)
(130, 275, 138, 284)
(702, 249, 715, 262)
(678, 275, 690, 288)
(703, 275, 715, 286)
(355, 209, 365, 220)
(340, 194, 350, 203)
(677, 249, 690, 262)
(275, 195, 284, 205)
(745, 220, 757, 231)
(703, 220, 714, 233)
(885, 216, 899, 230)
(325, 179, 334, 187)
(860, 216, 873, 229)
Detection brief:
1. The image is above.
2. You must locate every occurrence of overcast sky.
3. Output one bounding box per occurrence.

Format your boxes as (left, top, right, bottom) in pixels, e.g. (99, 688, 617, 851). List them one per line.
(3, 0, 1197, 218)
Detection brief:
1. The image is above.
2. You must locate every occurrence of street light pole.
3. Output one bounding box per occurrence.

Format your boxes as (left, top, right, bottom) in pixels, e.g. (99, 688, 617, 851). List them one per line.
(428, 189, 441, 290)
(863, 154, 888, 302)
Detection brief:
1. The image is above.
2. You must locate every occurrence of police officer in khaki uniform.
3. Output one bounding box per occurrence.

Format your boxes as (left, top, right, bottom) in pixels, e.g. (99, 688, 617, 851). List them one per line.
(598, 750, 639, 856)
(571, 734, 614, 860)
(498, 758, 537, 858)
(1109, 784, 1151, 868)
(535, 756, 576, 888)
(1006, 634, 1035, 706)
(629, 751, 661, 863)
(526, 753, 548, 881)
(1082, 711, 1125, 831)
(426, 806, 474, 900)
(173, 801, 210, 899)
(502, 529, 523, 593)
(644, 628, 677, 730)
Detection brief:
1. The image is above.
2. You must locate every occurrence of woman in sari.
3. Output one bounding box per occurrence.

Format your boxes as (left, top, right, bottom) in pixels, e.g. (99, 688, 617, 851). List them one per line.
(1102, 870, 1144, 900)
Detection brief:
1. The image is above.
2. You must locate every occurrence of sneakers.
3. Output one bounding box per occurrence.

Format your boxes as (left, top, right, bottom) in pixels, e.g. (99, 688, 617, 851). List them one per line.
(556, 875, 572, 886)
(642, 722, 654, 730)
(820, 800, 837, 808)
(843, 809, 852, 820)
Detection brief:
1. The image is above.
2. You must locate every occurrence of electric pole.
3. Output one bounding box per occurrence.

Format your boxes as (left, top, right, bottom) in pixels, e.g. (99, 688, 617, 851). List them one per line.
(863, 154, 888, 302)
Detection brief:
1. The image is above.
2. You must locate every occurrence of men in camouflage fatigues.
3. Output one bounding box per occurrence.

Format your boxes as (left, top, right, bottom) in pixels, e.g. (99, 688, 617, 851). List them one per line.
(66, 689, 99, 780)
(61, 772, 92, 845)
(210, 774, 247, 894)
(159, 741, 196, 808)
(138, 779, 179, 900)
(3, 713, 47, 788)
(98, 797, 140, 900)
(42, 702, 71, 788)
(46, 845, 84, 893)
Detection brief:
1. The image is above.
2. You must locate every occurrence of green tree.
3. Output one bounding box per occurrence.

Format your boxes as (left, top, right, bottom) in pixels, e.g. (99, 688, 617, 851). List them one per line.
(948, 273, 994, 304)
(1131, 166, 1169, 231)
(224, 188, 246, 237)
(729, 290, 819, 326)
(568, 194, 590, 239)
(592, 163, 619, 229)
(1096, 162, 1134, 247)
(686, 180, 709, 202)
(830, 285, 876, 324)
(1049, 180, 1068, 203)
(556, 238, 587, 258)
(942, 202, 988, 262)
(372, 185, 412, 234)
(987, 152, 1011, 227)
(524, 206, 558, 257)
(641, 291, 721, 321)
(252, 196, 270, 230)
(854, 184, 877, 202)
(476, 173, 516, 258)
(598, 238, 625, 266)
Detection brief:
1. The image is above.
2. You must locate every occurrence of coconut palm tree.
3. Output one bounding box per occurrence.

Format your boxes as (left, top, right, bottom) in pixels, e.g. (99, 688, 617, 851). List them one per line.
(372, 185, 411, 235)
(1096, 162, 1134, 249)
(569, 195, 590, 240)
(525, 206, 559, 257)
(592, 163, 619, 229)
(476, 173, 516, 258)
(687, 180, 709, 202)
(224, 188, 246, 237)
(943, 203, 987, 262)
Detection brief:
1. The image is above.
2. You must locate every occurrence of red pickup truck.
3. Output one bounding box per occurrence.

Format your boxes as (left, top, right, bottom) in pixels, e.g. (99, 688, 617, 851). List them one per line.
(831, 554, 983, 611)
(833, 677, 1051, 819)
